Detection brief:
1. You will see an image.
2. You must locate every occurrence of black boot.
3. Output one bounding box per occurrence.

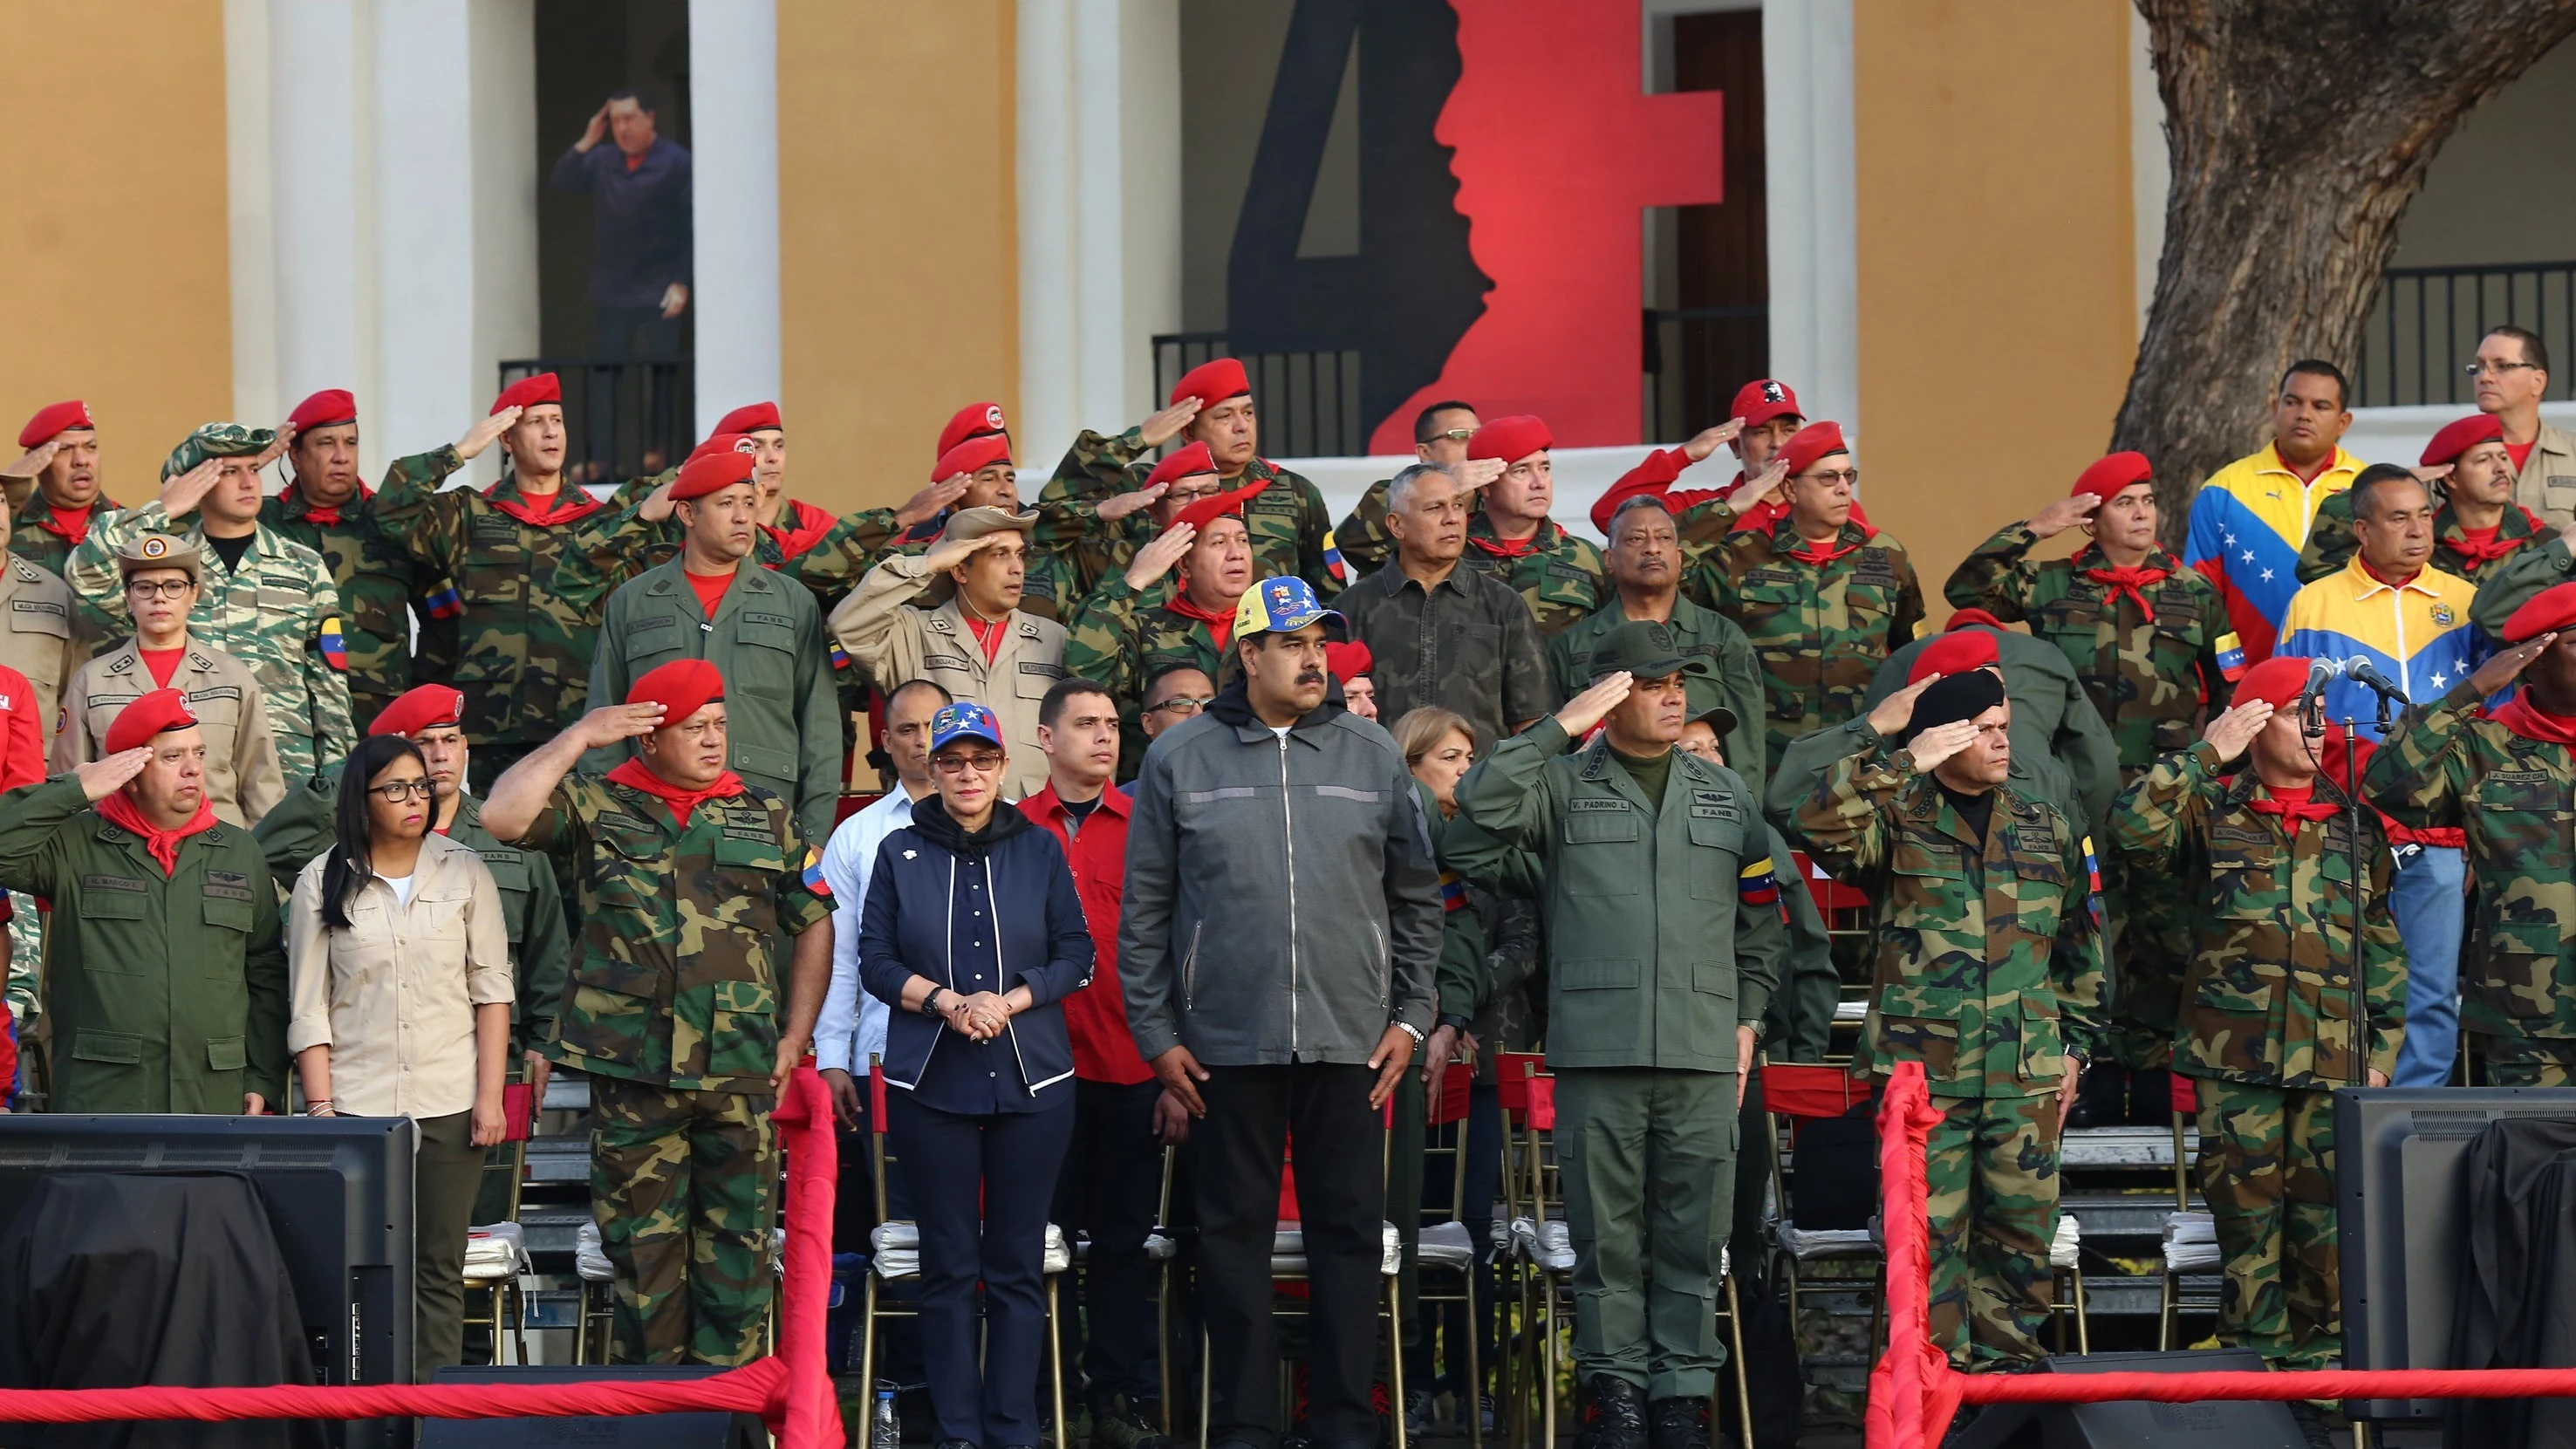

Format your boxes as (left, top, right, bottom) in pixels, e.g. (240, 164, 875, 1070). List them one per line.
(1577, 1376, 1647, 1449)
(1646, 1397, 1709, 1449)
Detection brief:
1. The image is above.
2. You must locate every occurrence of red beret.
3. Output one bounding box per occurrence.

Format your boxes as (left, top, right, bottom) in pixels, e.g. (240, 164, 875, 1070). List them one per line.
(1466, 415, 1552, 464)
(369, 684, 466, 738)
(1729, 379, 1802, 430)
(2071, 451, 2153, 503)
(1168, 478, 1269, 537)
(671, 439, 758, 501)
(936, 401, 1008, 460)
(1324, 641, 1373, 683)
(714, 401, 782, 435)
(1145, 441, 1219, 490)
(932, 433, 1012, 483)
(104, 688, 198, 755)
(1170, 358, 1251, 410)
(1946, 608, 2005, 631)
(286, 389, 357, 434)
(1907, 628, 1999, 685)
(491, 373, 560, 415)
(2235, 655, 2313, 711)
(2504, 580, 2576, 644)
(628, 658, 725, 722)
(1778, 420, 1850, 479)
(17, 400, 92, 450)
(2422, 414, 2506, 468)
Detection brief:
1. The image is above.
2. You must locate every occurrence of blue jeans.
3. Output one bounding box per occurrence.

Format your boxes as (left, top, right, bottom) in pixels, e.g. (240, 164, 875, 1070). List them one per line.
(2389, 844, 2467, 1087)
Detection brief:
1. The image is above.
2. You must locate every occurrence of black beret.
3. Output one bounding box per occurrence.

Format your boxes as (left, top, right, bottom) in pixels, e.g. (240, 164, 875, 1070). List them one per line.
(1904, 668, 2006, 742)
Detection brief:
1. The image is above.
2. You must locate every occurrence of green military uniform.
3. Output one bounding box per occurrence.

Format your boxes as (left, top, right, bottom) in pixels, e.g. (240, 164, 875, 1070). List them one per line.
(1062, 577, 1228, 779)
(551, 482, 911, 613)
(0, 776, 288, 1112)
(7, 489, 116, 578)
(1690, 517, 1925, 775)
(1788, 740, 2105, 1367)
(1552, 597, 1768, 799)
(1457, 517, 1606, 636)
(1448, 626, 1787, 1402)
(2368, 681, 2576, 1083)
(2297, 490, 2545, 587)
(2113, 742, 2402, 1368)
(2471, 533, 2576, 643)
(1040, 428, 1340, 598)
(515, 772, 829, 1365)
(578, 560, 844, 842)
(1331, 477, 1403, 583)
(262, 484, 463, 723)
(69, 503, 353, 787)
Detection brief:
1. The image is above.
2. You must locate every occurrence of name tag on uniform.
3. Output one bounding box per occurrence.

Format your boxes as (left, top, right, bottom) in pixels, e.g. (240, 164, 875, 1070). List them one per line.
(1852, 552, 1900, 586)
(721, 826, 776, 844)
(1744, 569, 1798, 587)
(2210, 824, 2269, 845)
(2491, 769, 2552, 784)
(1018, 661, 1066, 679)
(472, 516, 518, 543)
(742, 612, 796, 629)
(203, 871, 254, 902)
(628, 615, 678, 632)
(82, 873, 147, 892)
(923, 654, 973, 672)
(1545, 563, 1589, 583)
(597, 810, 660, 833)
(2011, 826, 2055, 857)
(187, 687, 242, 703)
(9, 599, 62, 617)
(1688, 789, 1739, 822)
(1570, 798, 1632, 812)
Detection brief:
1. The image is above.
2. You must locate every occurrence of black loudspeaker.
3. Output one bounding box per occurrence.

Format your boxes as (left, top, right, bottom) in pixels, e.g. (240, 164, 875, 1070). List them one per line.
(420, 1366, 765, 1448)
(1948, 1350, 2307, 1449)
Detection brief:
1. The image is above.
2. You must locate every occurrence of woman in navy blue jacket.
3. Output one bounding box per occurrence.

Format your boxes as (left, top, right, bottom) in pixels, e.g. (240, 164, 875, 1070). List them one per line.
(860, 701, 1094, 1449)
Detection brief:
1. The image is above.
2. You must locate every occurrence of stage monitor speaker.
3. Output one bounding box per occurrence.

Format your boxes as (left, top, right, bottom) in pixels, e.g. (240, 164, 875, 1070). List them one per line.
(1948, 1350, 2306, 1449)
(420, 1366, 762, 1448)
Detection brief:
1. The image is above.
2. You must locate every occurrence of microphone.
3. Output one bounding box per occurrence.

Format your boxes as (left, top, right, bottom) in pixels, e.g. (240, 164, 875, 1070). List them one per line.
(2345, 659, 2410, 705)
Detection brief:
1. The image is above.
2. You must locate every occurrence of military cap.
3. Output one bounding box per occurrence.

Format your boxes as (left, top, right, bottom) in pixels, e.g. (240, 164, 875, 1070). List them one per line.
(1467, 415, 1551, 465)
(2070, 451, 2152, 502)
(286, 388, 357, 434)
(629, 658, 724, 722)
(1588, 620, 1688, 681)
(369, 683, 466, 738)
(105, 687, 198, 754)
(160, 422, 275, 482)
(1731, 378, 1801, 430)
(1234, 575, 1344, 641)
(714, 400, 782, 435)
(2422, 414, 2506, 468)
(1169, 477, 1268, 536)
(2504, 581, 2576, 645)
(1778, 420, 1849, 478)
(933, 432, 1012, 482)
(936, 400, 1008, 460)
(1146, 441, 1219, 491)
(1905, 668, 2005, 739)
(490, 372, 559, 415)
(1324, 640, 1373, 684)
(1170, 358, 1251, 410)
(18, 400, 92, 448)
(1909, 628, 2000, 685)
(116, 531, 202, 582)
(670, 439, 758, 501)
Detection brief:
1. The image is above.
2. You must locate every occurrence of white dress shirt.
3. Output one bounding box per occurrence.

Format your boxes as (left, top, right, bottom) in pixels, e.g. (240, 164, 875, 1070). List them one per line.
(813, 786, 923, 1075)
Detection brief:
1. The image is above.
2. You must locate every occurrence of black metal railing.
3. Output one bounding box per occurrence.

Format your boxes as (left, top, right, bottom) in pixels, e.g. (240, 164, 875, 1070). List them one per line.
(1643, 305, 1770, 441)
(1148, 333, 1364, 457)
(2357, 262, 2576, 408)
(496, 358, 694, 483)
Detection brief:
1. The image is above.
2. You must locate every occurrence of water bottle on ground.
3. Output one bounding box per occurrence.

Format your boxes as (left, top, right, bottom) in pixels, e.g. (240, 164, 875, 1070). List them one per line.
(872, 1386, 900, 1449)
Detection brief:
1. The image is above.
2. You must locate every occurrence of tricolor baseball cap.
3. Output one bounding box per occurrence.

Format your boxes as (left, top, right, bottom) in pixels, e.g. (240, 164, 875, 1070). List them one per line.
(929, 701, 1005, 752)
(1233, 575, 1345, 642)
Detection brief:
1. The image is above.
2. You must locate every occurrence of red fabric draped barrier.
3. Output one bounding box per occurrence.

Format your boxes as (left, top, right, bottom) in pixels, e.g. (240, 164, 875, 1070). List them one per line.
(0, 1065, 843, 1446)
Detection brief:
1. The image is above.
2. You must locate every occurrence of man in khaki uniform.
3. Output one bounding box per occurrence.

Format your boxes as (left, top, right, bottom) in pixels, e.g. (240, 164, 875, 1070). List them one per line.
(54, 535, 284, 826)
(0, 490, 92, 758)
(833, 506, 1067, 801)
(2474, 325, 2576, 528)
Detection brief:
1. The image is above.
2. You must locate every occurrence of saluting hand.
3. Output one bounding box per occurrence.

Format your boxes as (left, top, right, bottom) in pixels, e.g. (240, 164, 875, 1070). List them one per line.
(2199, 701, 2274, 763)
(1866, 673, 1941, 739)
(572, 702, 665, 750)
(1681, 417, 1745, 464)
(636, 473, 680, 523)
(893, 472, 974, 530)
(1138, 397, 1204, 449)
(1452, 456, 1507, 493)
(2471, 631, 2558, 697)
(0, 438, 59, 481)
(1124, 521, 1197, 591)
(922, 530, 1008, 576)
(1729, 455, 1792, 513)
(1097, 482, 1169, 523)
(1903, 720, 1980, 775)
(454, 407, 523, 462)
(1554, 672, 1632, 738)
(2026, 491, 2102, 540)
(253, 424, 296, 471)
(72, 748, 153, 803)
(157, 457, 224, 521)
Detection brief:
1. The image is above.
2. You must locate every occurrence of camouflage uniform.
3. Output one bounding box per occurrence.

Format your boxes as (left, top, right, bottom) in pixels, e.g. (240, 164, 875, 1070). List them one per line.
(1459, 516, 1607, 636)
(1330, 478, 1402, 583)
(515, 773, 829, 1365)
(370, 451, 620, 776)
(7, 489, 116, 578)
(2296, 490, 2545, 587)
(1039, 427, 1340, 598)
(1061, 577, 1228, 779)
(1789, 742, 2105, 1367)
(2111, 742, 2402, 1368)
(261, 485, 463, 723)
(550, 482, 910, 614)
(1550, 598, 1768, 798)
(2367, 682, 2576, 1084)
(66, 505, 352, 786)
(1690, 518, 1925, 775)
(2470, 533, 2576, 645)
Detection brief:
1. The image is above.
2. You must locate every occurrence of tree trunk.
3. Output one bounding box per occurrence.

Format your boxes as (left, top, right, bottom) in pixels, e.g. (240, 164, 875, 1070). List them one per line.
(2116, 0, 2576, 547)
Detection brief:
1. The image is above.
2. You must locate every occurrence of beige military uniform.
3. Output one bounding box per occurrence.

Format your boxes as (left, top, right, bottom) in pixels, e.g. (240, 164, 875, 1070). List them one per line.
(832, 552, 1069, 801)
(0, 553, 90, 759)
(2512, 420, 2576, 530)
(55, 637, 288, 826)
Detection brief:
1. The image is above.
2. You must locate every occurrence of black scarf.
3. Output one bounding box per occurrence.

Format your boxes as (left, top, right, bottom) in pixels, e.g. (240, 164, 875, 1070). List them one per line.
(909, 794, 1033, 864)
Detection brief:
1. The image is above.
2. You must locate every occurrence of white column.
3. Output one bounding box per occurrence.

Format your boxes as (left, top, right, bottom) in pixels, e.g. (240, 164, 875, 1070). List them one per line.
(1763, 0, 1860, 432)
(689, 0, 783, 436)
(464, 0, 541, 479)
(374, 3, 475, 465)
(267, 0, 372, 429)
(1016, 0, 1079, 457)
(222, 0, 280, 432)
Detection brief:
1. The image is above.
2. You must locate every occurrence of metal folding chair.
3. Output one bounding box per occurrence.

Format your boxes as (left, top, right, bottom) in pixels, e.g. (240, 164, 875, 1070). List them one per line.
(460, 1063, 532, 1365)
(1413, 1062, 1483, 1449)
(2157, 1073, 2220, 1349)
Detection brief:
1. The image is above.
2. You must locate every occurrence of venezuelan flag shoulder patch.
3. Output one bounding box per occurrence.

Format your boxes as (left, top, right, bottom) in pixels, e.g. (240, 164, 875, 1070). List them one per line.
(1322, 530, 1349, 585)
(829, 639, 851, 673)
(2081, 834, 2104, 925)
(801, 845, 832, 898)
(424, 584, 464, 619)
(1439, 871, 1468, 912)
(2214, 631, 2246, 681)
(1737, 858, 1780, 907)
(319, 618, 347, 670)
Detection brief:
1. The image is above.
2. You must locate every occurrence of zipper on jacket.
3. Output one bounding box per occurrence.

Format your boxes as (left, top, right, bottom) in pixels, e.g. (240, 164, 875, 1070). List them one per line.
(1371, 921, 1387, 1008)
(988, 855, 1040, 1097)
(1281, 732, 1300, 1052)
(1183, 923, 1204, 1010)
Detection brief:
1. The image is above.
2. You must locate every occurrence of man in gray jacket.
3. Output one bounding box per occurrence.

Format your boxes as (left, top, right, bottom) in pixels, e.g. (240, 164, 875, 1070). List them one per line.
(1121, 574, 1443, 1449)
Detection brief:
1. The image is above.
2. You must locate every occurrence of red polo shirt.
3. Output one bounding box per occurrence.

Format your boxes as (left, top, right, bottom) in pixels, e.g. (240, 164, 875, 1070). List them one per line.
(1022, 781, 1152, 1085)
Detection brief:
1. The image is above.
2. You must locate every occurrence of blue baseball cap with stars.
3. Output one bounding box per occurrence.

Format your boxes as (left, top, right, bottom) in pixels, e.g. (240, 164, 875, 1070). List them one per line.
(1232, 575, 1346, 641)
(929, 701, 1005, 752)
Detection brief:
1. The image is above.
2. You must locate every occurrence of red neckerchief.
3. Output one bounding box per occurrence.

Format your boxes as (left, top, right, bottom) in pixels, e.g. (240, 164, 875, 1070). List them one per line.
(2245, 783, 2338, 824)
(31, 499, 103, 547)
(1467, 520, 1548, 560)
(2493, 691, 2576, 747)
(762, 498, 838, 560)
(484, 478, 605, 529)
(2081, 550, 2171, 622)
(1165, 591, 1233, 652)
(296, 481, 374, 527)
(961, 612, 1006, 666)
(605, 758, 746, 829)
(94, 789, 217, 875)
(1784, 529, 1864, 568)
(2440, 506, 2540, 567)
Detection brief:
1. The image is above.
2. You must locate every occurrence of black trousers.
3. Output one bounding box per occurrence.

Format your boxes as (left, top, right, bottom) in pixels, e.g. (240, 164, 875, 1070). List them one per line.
(1051, 1078, 1167, 1405)
(1197, 1063, 1384, 1449)
(890, 1089, 1074, 1447)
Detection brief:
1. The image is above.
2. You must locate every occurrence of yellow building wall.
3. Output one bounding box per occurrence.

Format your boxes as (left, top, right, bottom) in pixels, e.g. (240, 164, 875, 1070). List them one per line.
(1851, 0, 2139, 616)
(0, 0, 232, 495)
(777, 0, 1018, 514)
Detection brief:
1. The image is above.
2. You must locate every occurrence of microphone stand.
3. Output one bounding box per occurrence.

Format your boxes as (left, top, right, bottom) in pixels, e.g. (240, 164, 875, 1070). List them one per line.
(2343, 696, 2394, 1090)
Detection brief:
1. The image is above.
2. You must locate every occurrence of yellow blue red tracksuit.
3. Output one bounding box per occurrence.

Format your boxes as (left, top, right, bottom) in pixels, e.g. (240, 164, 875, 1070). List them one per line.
(2184, 444, 2363, 665)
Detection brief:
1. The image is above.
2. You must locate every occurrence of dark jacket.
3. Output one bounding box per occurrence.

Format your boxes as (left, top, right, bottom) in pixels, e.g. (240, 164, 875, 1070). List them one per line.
(1120, 677, 1443, 1068)
(1338, 560, 1557, 752)
(547, 137, 694, 307)
(858, 798, 1094, 1111)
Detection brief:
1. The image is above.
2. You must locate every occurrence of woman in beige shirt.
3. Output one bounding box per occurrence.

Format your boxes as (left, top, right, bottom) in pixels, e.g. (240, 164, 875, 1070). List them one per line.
(287, 734, 513, 1383)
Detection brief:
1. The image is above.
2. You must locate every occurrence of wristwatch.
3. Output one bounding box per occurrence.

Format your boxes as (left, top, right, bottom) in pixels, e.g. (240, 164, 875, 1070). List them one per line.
(1438, 1012, 1476, 1035)
(1395, 1021, 1426, 1048)
(920, 988, 947, 1020)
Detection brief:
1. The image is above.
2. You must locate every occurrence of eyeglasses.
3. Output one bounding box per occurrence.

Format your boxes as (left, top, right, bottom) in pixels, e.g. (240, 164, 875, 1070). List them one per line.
(1800, 468, 1861, 489)
(2464, 359, 2541, 377)
(1147, 695, 1213, 716)
(125, 579, 193, 599)
(933, 751, 1005, 776)
(1422, 428, 1474, 443)
(366, 779, 436, 802)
